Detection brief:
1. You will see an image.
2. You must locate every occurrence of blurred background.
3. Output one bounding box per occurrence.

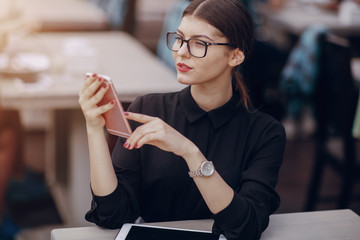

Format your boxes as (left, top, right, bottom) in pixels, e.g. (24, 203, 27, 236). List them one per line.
(0, 0, 359, 239)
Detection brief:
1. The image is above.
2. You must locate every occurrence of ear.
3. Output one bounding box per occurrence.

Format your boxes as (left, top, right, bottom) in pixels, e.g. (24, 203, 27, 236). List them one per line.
(228, 48, 245, 67)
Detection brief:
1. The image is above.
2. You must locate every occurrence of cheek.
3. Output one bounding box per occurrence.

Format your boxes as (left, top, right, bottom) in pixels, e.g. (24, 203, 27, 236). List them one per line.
(199, 55, 229, 75)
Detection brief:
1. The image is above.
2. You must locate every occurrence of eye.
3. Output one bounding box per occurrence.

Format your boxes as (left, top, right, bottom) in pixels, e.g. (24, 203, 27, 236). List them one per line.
(194, 40, 206, 47)
(173, 33, 182, 39)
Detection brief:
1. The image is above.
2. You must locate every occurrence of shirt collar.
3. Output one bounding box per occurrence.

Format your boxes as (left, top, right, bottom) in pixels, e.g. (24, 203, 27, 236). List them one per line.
(179, 86, 242, 129)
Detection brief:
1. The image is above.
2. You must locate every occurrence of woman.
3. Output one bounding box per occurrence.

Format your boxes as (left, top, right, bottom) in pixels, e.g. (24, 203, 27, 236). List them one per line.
(79, 0, 286, 239)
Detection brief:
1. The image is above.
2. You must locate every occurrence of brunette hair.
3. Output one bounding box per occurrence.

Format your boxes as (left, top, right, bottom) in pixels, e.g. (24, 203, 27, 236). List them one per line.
(183, 0, 254, 110)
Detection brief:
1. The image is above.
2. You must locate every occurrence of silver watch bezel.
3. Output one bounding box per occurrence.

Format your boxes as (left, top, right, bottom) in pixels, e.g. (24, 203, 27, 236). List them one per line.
(188, 161, 215, 178)
(200, 161, 214, 177)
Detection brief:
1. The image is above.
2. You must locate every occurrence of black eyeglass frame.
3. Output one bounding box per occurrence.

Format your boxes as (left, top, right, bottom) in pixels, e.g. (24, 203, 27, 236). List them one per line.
(166, 32, 234, 58)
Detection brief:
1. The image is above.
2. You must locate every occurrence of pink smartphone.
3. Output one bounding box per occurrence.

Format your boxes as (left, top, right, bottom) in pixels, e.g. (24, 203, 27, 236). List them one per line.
(94, 74, 132, 138)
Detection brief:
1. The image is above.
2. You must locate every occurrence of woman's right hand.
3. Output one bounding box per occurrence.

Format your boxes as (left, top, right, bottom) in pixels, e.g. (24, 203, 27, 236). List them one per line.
(78, 73, 115, 132)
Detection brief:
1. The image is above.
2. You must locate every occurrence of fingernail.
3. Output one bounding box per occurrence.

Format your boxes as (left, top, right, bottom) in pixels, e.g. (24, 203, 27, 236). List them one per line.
(92, 73, 97, 77)
(111, 100, 115, 104)
(103, 83, 107, 88)
(124, 112, 129, 116)
(98, 77, 102, 81)
(135, 144, 139, 149)
(123, 142, 128, 148)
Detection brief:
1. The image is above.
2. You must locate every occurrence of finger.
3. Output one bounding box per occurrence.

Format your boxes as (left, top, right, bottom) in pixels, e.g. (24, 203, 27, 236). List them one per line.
(125, 122, 159, 149)
(83, 100, 115, 120)
(97, 100, 116, 115)
(124, 112, 157, 124)
(79, 80, 101, 108)
(134, 132, 160, 149)
(82, 77, 104, 98)
(84, 72, 97, 82)
(79, 82, 111, 116)
(89, 82, 110, 106)
(81, 73, 98, 93)
(80, 78, 100, 101)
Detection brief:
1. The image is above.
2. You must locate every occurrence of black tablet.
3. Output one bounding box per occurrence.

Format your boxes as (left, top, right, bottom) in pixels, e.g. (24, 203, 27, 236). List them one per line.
(115, 223, 226, 240)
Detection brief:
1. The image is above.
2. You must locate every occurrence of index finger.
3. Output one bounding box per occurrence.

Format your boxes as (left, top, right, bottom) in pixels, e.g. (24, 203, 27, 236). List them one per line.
(124, 112, 156, 124)
(80, 73, 98, 93)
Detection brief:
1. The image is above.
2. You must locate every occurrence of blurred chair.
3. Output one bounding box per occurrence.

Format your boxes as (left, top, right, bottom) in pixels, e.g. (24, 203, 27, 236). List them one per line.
(279, 25, 328, 138)
(305, 33, 360, 211)
(90, 0, 137, 33)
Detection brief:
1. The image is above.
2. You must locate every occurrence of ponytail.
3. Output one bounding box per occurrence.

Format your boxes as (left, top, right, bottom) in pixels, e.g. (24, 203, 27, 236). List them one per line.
(233, 69, 252, 111)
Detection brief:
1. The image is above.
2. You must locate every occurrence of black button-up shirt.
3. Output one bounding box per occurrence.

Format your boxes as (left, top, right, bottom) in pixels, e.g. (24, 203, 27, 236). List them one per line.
(86, 86, 286, 240)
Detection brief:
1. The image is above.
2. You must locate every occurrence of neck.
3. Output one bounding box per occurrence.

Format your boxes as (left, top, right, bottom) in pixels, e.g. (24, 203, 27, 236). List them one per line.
(190, 80, 233, 112)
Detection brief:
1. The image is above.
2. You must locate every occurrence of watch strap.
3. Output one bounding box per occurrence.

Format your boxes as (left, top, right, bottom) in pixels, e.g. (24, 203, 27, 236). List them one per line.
(188, 168, 203, 178)
(188, 161, 214, 178)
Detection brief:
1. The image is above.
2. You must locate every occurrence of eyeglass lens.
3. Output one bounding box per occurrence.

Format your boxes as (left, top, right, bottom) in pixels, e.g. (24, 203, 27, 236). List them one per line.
(167, 33, 207, 58)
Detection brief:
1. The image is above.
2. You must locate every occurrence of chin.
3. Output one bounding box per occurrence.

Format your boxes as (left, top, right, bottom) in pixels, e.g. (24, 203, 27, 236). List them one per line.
(177, 77, 193, 86)
(177, 71, 198, 84)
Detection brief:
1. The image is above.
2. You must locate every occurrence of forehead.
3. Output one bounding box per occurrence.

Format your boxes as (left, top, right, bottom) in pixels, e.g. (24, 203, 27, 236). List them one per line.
(178, 16, 223, 39)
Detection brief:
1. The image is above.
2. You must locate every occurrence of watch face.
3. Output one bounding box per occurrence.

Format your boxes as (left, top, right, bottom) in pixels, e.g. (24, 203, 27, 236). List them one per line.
(201, 161, 214, 176)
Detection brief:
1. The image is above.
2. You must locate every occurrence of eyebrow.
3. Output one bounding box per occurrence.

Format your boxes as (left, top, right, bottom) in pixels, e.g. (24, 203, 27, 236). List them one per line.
(177, 29, 214, 41)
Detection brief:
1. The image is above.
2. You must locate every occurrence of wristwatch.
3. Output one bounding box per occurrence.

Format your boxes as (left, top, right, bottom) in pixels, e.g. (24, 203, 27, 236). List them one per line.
(188, 161, 215, 178)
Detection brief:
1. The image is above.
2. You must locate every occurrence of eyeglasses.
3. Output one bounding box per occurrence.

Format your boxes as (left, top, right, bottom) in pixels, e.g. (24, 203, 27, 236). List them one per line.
(166, 32, 233, 58)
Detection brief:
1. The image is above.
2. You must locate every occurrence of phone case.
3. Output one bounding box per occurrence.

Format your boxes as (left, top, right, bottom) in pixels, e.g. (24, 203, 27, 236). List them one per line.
(96, 74, 132, 138)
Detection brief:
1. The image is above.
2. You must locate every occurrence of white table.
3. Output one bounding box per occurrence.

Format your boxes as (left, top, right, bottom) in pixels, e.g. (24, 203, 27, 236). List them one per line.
(1, 0, 109, 32)
(1, 32, 182, 109)
(0, 31, 183, 226)
(50, 209, 360, 240)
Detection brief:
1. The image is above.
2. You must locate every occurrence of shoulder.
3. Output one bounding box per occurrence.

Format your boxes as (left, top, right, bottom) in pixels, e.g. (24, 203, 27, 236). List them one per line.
(251, 110, 284, 129)
(238, 110, 286, 163)
(243, 109, 286, 141)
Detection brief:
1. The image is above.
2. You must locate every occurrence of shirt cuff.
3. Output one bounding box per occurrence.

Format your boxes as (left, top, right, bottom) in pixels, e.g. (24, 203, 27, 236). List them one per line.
(213, 192, 249, 228)
(92, 184, 122, 216)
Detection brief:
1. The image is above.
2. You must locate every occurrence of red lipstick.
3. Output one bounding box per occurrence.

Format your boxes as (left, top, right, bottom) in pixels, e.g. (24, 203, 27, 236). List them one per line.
(177, 63, 192, 72)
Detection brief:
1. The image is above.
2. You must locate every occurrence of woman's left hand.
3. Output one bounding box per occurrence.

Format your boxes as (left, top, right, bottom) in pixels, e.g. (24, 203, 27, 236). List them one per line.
(123, 112, 196, 157)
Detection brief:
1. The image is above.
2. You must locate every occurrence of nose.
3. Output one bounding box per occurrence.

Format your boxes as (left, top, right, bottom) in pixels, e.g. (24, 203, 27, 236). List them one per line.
(177, 42, 191, 57)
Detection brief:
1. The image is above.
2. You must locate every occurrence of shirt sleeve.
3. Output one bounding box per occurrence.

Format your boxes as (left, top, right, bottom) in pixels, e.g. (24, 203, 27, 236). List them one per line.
(85, 97, 144, 229)
(212, 117, 286, 240)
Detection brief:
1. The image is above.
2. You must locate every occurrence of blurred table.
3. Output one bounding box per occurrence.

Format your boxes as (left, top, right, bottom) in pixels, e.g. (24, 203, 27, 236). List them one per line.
(0, 31, 182, 226)
(51, 209, 360, 240)
(14, 0, 109, 31)
(1, 32, 181, 109)
(258, 1, 360, 38)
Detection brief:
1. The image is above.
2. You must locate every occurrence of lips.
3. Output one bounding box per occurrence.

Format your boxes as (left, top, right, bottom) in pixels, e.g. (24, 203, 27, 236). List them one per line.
(177, 63, 192, 72)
